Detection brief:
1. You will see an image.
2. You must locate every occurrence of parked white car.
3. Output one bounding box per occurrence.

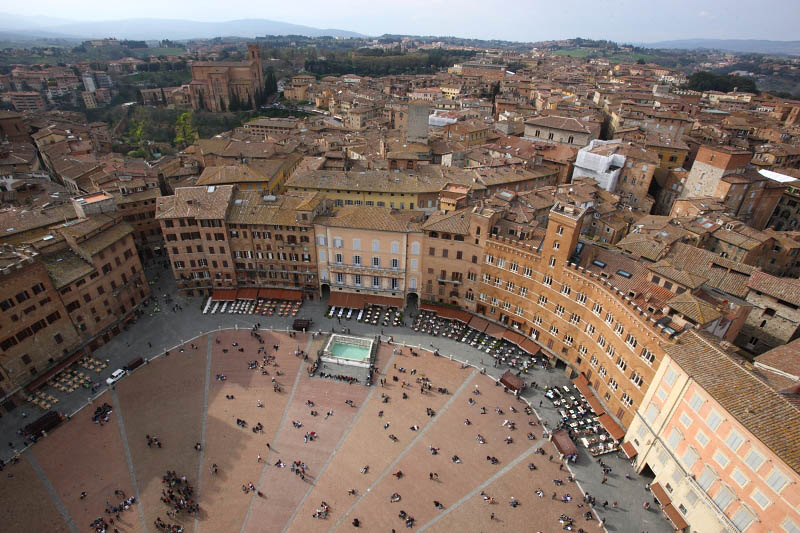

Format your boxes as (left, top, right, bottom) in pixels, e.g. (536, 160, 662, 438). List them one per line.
(106, 369, 126, 386)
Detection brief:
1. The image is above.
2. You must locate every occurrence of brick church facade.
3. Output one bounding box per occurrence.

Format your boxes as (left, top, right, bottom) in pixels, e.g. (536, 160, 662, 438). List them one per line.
(189, 44, 263, 112)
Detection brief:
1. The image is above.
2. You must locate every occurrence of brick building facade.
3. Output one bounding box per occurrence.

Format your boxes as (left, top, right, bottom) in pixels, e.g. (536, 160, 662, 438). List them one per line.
(189, 44, 263, 112)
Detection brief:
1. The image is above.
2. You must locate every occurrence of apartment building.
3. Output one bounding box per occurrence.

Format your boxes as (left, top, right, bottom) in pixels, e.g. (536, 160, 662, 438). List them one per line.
(572, 140, 658, 210)
(156, 186, 328, 298)
(9, 92, 46, 112)
(315, 206, 423, 307)
(285, 164, 557, 213)
(644, 134, 690, 171)
(112, 186, 163, 260)
(683, 145, 752, 198)
(0, 199, 149, 413)
(420, 206, 498, 311)
(241, 118, 301, 139)
(0, 247, 82, 394)
(196, 153, 303, 194)
(627, 331, 800, 533)
(225, 191, 322, 296)
(736, 271, 800, 355)
(767, 169, 800, 231)
(157, 185, 237, 294)
(477, 202, 675, 428)
(524, 115, 597, 149)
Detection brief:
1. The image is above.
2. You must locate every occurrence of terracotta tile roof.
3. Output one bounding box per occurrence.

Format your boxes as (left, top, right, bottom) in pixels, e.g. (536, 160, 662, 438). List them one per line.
(421, 208, 472, 235)
(649, 261, 708, 289)
(754, 338, 800, 383)
(196, 138, 280, 159)
(56, 214, 117, 240)
(747, 271, 800, 307)
(579, 244, 652, 294)
(666, 292, 721, 325)
(75, 221, 134, 257)
(197, 164, 267, 185)
(316, 206, 419, 233)
(226, 191, 312, 227)
(711, 228, 765, 250)
(287, 165, 554, 195)
(156, 185, 234, 220)
(666, 331, 800, 474)
(524, 115, 593, 134)
(663, 243, 754, 298)
(39, 249, 95, 289)
(0, 204, 79, 242)
(616, 234, 668, 261)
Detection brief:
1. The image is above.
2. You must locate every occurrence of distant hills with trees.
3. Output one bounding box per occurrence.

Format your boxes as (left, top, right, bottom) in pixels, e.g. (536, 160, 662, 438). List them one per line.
(0, 14, 365, 41)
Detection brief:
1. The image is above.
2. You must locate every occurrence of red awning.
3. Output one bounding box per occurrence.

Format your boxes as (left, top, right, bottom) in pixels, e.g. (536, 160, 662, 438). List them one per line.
(651, 482, 671, 506)
(329, 291, 402, 309)
(257, 288, 302, 301)
(25, 349, 86, 391)
(521, 339, 540, 356)
(468, 315, 489, 332)
(663, 504, 688, 531)
(499, 370, 524, 391)
(212, 289, 237, 301)
(237, 288, 259, 300)
(621, 441, 638, 459)
(598, 413, 625, 441)
(485, 322, 505, 338)
(420, 303, 472, 323)
(572, 374, 606, 414)
(585, 394, 606, 416)
(572, 374, 593, 398)
(502, 329, 526, 346)
(551, 429, 578, 457)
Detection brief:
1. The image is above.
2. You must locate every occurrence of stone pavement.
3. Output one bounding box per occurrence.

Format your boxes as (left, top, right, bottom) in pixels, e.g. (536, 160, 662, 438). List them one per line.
(0, 265, 671, 533)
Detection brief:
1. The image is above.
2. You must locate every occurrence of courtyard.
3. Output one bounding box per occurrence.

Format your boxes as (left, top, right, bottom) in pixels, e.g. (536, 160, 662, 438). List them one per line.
(0, 265, 671, 533)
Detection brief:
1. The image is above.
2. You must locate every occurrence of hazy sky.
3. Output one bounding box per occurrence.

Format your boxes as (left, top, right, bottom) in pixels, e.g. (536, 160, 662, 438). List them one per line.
(8, 0, 800, 42)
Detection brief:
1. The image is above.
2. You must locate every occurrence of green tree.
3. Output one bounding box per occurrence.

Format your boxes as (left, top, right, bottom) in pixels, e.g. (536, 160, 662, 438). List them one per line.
(173, 111, 198, 148)
(229, 91, 240, 112)
(264, 68, 278, 97)
(130, 119, 145, 147)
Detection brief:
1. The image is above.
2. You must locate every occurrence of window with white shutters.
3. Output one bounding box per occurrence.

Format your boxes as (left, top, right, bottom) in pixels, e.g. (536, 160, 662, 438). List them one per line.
(731, 468, 749, 488)
(712, 486, 734, 511)
(688, 392, 704, 412)
(744, 450, 764, 472)
(766, 469, 789, 494)
(697, 468, 716, 491)
(681, 448, 698, 470)
(732, 507, 755, 531)
(667, 427, 682, 450)
(645, 403, 659, 423)
(706, 410, 722, 431)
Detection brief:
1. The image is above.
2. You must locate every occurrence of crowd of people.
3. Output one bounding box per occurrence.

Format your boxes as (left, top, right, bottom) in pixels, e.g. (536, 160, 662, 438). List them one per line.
(318, 372, 360, 384)
(87, 488, 136, 533)
(160, 470, 199, 516)
(92, 403, 113, 425)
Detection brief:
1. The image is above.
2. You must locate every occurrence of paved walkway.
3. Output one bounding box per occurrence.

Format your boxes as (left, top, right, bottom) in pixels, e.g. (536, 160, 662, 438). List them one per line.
(0, 265, 671, 533)
(112, 387, 147, 533)
(24, 451, 79, 533)
(331, 369, 479, 531)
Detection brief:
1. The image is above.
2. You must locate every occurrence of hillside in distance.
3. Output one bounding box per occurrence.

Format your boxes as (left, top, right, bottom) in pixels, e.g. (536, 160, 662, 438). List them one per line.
(0, 16, 366, 40)
(642, 38, 800, 56)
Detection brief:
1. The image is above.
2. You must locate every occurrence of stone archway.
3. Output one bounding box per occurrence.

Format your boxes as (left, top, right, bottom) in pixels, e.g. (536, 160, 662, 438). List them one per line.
(405, 292, 419, 316)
